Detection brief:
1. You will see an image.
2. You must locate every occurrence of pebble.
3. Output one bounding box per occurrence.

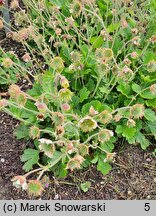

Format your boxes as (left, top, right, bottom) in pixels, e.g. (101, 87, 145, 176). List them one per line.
(0, 158, 5, 163)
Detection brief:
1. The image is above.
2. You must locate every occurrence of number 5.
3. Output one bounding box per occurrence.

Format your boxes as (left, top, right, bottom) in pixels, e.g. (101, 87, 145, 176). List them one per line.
(144, 203, 150, 211)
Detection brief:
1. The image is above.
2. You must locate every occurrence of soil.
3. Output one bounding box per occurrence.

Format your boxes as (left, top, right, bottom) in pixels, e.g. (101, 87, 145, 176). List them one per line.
(0, 0, 156, 200)
(0, 112, 156, 200)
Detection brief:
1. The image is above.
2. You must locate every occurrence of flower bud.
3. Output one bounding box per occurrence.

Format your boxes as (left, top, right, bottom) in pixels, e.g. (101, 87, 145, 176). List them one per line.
(60, 76, 69, 88)
(89, 106, 98, 116)
(61, 103, 70, 111)
(35, 101, 47, 113)
(22, 53, 31, 62)
(130, 104, 144, 119)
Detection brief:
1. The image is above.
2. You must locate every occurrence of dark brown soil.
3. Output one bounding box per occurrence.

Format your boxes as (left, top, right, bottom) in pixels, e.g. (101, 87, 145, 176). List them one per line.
(0, 112, 156, 200)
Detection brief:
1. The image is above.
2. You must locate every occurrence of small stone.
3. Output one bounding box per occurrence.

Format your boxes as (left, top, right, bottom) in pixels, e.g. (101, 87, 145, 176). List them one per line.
(0, 158, 5, 163)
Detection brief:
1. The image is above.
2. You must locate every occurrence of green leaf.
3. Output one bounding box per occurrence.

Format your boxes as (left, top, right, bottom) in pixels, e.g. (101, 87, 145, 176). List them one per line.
(65, 123, 79, 139)
(90, 36, 104, 48)
(14, 125, 30, 140)
(107, 23, 120, 33)
(79, 87, 90, 103)
(116, 125, 136, 139)
(141, 89, 156, 99)
(54, 164, 68, 178)
(132, 83, 142, 93)
(97, 159, 112, 175)
(80, 181, 91, 192)
(117, 83, 133, 98)
(144, 109, 156, 122)
(136, 132, 150, 150)
(82, 100, 108, 115)
(21, 149, 39, 172)
(146, 99, 156, 108)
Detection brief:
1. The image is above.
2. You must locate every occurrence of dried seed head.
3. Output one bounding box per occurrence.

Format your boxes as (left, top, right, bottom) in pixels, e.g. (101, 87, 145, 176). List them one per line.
(121, 17, 128, 29)
(132, 36, 140, 46)
(55, 28, 62, 36)
(114, 114, 122, 122)
(123, 58, 131, 65)
(15, 92, 27, 106)
(70, 1, 82, 18)
(52, 112, 64, 126)
(10, 0, 19, 10)
(130, 104, 144, 119)
(147, 60, 156, 73)
(27, 180, 44, 197)
(131, 28, 138, 35)
(49, 56, 64, 72)
(80, 0, 96, 5)
(104, 152, 116, 163)
(11, 175, 27, 190)
(127, 119, 136, 127)
(99, 110, 112, 124)
(70, 51, 82, 62)
(65, 16, 74, 28)
(2, 58, 13, 68)
(29, 126, 40, 139)
(8, 84, 21, 98)
(118, 66, 134, 82)
(95, 48, 113, 64)
(66, 142, 75, 154)
(66, 155, 84, 171)
(78, 144, 89, 156)
(56, 125, 64, 136)
(98, 129, 114, 142)
(78, 116, 97, 132)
